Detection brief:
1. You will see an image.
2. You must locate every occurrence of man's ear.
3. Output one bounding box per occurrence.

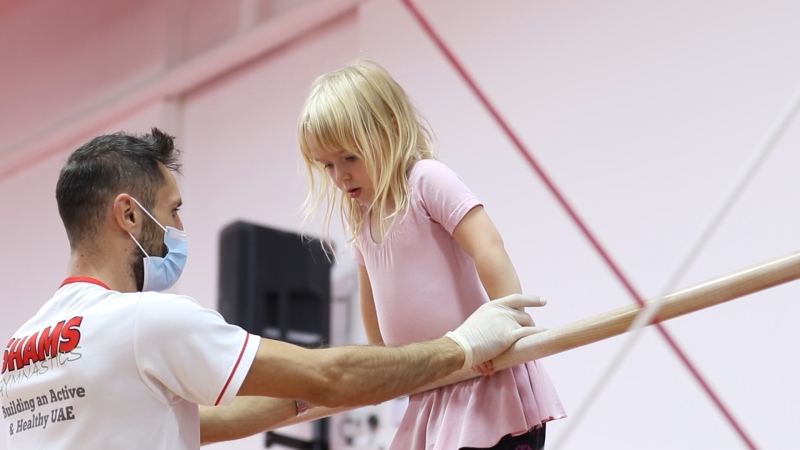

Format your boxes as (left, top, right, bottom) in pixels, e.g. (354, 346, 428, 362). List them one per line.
(113, 194, 138, 234)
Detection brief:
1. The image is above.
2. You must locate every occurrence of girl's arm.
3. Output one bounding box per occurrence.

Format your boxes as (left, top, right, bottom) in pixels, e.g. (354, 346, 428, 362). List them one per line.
(452, 205, 523, 299)
(453, 205, 523, 375)
(358, 264, 385, 345)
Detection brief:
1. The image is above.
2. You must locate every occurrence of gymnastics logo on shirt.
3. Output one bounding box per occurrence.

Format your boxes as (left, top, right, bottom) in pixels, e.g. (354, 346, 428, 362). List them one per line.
(2, 317, 84, 376)
(1, 317, 85, 399)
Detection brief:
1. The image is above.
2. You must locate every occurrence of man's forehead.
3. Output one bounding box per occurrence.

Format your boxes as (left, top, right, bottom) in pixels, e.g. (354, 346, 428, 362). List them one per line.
(156, 168, 182, 205)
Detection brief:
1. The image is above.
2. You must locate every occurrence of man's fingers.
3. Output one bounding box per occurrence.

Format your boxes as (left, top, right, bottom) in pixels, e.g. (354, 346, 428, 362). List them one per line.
(450, 294, 551, 369)
(508, 308, 535, 327)
(511, 325, 548, 341)
(494, 294, 547, 310)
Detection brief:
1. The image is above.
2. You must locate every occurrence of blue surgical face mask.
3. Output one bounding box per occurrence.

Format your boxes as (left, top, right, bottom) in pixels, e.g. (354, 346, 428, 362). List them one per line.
(128, 197, 187, 292)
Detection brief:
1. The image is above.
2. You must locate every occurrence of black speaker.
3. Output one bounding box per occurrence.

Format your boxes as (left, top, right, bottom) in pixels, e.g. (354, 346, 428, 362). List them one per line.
(218, 221, 332, 348)
(218, 221, 332, 450)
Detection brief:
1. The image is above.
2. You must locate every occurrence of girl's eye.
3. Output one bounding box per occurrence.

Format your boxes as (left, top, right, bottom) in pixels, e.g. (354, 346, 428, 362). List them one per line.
(322, 163, 333, 170)
(345, 155, 357, 162)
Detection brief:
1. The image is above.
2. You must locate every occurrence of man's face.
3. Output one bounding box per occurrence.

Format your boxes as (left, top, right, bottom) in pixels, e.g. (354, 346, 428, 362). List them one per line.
(130, 165, 184, 291)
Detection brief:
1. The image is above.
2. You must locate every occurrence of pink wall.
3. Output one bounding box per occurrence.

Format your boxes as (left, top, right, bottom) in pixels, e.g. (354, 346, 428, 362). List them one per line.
(0, 0, 169, 159)
(356, 1, 800, 449)
(2, 0, 800, 449)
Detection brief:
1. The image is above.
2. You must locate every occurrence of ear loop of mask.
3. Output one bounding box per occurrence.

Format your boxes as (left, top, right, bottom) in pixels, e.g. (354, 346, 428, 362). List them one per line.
(127, 197, 168, 258)
(130, 197, 167, 233)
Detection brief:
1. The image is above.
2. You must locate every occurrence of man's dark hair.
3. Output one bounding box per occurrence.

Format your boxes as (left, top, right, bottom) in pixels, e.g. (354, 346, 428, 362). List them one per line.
(55, 128, 181, 247)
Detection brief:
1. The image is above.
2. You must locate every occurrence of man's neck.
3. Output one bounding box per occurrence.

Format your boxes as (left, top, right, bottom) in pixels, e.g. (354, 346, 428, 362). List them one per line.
(66, 251, 137, 293)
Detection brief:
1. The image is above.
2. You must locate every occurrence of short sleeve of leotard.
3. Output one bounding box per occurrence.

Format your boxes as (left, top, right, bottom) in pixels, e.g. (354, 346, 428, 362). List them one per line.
(133, 294, 260, 407)
(352, 160, 481, 263)
(412, 160, 482, 234)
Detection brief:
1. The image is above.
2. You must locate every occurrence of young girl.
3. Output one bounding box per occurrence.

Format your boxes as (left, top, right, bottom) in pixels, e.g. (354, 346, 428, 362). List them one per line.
(298, 60, 565, 450)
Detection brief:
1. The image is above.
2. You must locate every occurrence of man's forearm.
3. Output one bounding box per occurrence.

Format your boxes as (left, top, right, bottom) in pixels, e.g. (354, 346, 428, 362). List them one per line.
(240, 336, 465, 408)
(315, 336, 465, 407)
(239, 293, 542, 408)
(206, 337, 463, 445)
(199, 396, 297, 445)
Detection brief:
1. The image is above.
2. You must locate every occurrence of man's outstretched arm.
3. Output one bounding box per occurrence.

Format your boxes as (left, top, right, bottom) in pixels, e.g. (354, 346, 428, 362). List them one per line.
(200, 293, 547, 444)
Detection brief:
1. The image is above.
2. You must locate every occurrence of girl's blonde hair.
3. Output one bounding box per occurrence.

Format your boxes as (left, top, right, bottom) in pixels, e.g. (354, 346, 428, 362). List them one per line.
(298, 60, 435, 243)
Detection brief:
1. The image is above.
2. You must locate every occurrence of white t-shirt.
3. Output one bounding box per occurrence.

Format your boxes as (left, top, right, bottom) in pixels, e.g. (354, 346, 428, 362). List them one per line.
(1, 277, 260, 449)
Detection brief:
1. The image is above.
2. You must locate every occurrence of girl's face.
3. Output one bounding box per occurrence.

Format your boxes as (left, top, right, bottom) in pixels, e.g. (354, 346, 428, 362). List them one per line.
(311, 146, 374, 205)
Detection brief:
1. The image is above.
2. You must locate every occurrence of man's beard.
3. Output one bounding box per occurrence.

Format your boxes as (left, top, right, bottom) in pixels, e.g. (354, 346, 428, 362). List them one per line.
(130, 219, 169, 291)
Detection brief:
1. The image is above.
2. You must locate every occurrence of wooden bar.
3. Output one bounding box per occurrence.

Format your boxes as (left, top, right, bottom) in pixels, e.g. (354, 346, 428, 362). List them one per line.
(272, 250, 800, 428)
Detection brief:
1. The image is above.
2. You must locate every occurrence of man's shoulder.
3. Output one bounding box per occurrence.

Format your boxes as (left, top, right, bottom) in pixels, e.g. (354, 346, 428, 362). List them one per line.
(136, 291, 200, 305)
(134, 292, 206, 317)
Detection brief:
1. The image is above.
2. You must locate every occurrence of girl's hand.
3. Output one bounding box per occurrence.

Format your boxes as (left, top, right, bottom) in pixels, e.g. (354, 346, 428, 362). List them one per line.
(472, 360, 495, 376)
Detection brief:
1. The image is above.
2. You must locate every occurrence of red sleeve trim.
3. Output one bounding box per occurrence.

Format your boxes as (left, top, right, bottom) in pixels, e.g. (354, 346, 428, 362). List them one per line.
(60, 276, 111, 290)
(215, 332, 250, 406)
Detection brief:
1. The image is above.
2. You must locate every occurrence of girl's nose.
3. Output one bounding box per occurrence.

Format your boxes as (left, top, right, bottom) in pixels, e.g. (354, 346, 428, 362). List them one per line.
(334, 167, 349, 182)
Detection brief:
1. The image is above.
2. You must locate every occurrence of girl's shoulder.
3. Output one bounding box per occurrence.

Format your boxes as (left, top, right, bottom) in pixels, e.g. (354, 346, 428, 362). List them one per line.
(409, 159, 475, 204)
(409, 159, 456, 183)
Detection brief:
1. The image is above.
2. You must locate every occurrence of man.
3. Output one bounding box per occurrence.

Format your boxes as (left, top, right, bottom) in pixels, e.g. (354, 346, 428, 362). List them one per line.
(1, 128, 546, 449)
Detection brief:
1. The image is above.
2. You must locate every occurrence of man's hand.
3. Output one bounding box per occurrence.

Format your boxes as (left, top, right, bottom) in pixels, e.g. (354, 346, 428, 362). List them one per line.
(445, 294, 547, 369)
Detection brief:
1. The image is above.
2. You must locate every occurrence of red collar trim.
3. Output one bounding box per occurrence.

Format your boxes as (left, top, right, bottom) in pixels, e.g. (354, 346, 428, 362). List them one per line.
(60, 277, 111, 290)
